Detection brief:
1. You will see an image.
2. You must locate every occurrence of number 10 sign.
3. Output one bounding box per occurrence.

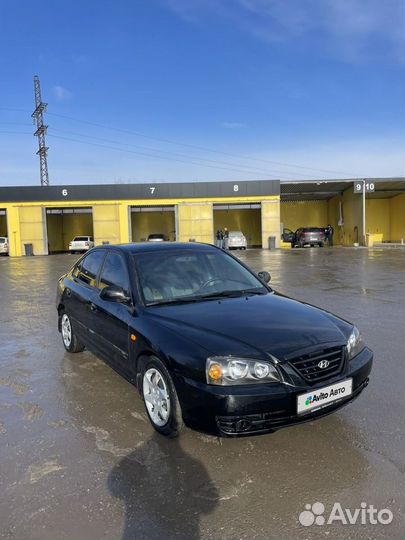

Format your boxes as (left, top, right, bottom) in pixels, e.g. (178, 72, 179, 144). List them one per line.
(354, 181, 375, 193)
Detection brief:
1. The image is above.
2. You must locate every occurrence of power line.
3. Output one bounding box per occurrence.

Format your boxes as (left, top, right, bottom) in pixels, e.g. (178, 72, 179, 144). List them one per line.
(47, 133, 279, 178)
(49, 127, 325, 179)
(46, 111, 362, 177)
(0, 106, 365, 177)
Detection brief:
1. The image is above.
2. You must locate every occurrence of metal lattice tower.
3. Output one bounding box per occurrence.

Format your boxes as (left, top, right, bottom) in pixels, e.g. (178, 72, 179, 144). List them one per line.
(32, 75, 50, 186)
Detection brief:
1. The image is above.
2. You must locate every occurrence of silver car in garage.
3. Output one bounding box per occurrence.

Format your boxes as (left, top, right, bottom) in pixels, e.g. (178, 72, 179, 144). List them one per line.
(0, 237, 9, 255)
(227, 230, 247, 250)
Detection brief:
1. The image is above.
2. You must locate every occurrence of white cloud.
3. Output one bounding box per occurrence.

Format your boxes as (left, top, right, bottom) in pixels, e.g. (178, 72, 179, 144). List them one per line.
(52, 85, 72, 101)
(221, 121, 246, 129)
(164, 0, 404, 63)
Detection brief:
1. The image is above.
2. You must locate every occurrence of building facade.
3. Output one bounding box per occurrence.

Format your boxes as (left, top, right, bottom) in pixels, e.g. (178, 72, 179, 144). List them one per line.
(0, 178, 403, 256)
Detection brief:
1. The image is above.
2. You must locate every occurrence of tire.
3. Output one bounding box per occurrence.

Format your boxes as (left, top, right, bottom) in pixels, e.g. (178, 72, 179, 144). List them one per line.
(60, 312, 85, 353)
(141, 356, 184, 438)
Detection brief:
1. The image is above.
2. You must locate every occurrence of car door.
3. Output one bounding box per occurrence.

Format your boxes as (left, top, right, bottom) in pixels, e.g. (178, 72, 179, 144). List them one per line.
(294, 228, 302, 245)
(67, 249, 107, 347)
(92, 251, 133, 370)
(282, 228, 294, 242)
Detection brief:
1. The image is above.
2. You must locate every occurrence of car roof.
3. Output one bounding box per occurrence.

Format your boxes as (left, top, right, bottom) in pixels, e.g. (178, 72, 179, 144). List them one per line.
(92, 242, 218, 254)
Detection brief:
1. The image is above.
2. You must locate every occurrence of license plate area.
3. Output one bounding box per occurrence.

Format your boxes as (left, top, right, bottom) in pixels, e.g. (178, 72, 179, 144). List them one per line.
(297, 379, 353, 415)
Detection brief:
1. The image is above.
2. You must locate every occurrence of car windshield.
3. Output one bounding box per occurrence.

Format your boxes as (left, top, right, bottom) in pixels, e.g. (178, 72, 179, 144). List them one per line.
(74, 236, 89, 241)
(134, 249, 268, 306)
(0, 238, 6, 243)
(229, 231, 243, 237)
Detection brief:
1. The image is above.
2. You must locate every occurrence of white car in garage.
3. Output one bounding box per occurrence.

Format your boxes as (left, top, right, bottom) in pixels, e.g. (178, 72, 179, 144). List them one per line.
(0, 236, 9, 255)
(227, 230, 247, 250)
(69, 236, 94, 254)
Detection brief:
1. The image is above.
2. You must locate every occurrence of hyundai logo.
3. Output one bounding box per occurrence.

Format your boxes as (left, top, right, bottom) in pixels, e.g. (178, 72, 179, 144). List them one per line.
(318, 360, 330, 369)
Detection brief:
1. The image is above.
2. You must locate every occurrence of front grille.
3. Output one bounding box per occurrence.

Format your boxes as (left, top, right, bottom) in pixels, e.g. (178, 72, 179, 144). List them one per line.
(288, 346, 345, 383)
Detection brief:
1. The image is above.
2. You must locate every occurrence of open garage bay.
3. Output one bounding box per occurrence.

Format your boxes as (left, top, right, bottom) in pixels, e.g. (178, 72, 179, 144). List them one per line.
(46, 208, 94, 254)
(130, 205, 176, 242)
(214, 203, 262, 247)
(0, 248, 404, 539)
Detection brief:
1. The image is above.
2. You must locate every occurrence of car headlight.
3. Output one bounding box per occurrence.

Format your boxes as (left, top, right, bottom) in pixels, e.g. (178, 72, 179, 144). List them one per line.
(346, 327, 365, 360)
(206, 356, 280, 385)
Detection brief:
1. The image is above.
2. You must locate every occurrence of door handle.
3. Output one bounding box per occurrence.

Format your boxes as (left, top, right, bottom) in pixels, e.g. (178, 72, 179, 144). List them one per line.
(90, 303, 97, 312)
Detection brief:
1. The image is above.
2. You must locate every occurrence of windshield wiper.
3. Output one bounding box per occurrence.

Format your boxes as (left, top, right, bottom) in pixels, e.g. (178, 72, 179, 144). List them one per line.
(146, 288, 267, 307)
(146, 296, 202, 307)
(199, 288, 267, 300)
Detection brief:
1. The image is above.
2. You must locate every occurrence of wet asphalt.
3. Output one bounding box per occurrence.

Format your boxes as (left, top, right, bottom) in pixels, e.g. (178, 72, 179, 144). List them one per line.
(0, 247, 404, 540)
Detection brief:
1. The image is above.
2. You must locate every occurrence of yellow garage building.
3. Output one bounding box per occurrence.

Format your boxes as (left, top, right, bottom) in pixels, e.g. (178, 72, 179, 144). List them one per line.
(0, 178, 403, 256)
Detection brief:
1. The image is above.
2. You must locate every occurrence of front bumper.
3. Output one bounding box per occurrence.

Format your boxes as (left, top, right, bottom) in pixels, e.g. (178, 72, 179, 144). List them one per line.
(175, 347, 373, 436)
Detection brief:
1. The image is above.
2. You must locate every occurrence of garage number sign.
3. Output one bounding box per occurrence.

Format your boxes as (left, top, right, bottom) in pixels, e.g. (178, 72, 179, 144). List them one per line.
(354, 181, 375, 193)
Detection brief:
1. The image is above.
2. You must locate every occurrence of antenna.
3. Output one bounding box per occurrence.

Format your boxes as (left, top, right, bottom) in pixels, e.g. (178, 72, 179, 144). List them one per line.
(32, 75, 50, 186)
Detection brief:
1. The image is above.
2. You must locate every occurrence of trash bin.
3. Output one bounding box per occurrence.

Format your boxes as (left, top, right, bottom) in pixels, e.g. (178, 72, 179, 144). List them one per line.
(366, 233, 374, 247)
(24, 243, 34, 256)
(268, 236, 276, 250)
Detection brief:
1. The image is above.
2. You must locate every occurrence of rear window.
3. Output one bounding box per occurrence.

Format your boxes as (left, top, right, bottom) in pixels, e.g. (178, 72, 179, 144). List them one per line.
(74, 236, 90, 241)
(303, 228, 323, 232)
(0, 238, 6, 243)
(229, 231, 243, 237)
(148, 234, 165, 239)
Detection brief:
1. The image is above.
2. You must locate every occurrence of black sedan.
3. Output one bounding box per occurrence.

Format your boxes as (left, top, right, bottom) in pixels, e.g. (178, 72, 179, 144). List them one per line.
(56, 242, 372, 437)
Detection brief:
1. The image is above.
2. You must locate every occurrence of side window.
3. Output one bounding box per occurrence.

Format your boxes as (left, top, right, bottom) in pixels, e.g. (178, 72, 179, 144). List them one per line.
(76, 250, 106, 287)
(99, 252, 130, 293)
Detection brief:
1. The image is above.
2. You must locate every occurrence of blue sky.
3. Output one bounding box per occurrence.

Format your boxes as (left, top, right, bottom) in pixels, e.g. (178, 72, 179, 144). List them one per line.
(0, 0, 404, 186)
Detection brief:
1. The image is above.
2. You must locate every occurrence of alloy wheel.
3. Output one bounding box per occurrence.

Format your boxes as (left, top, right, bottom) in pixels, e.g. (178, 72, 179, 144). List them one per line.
(61, 314, 72, 348)
(143, 368, 171, 426)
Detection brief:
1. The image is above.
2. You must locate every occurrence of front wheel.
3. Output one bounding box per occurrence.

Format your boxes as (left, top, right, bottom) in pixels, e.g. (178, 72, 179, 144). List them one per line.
(141, 357, 184, 437)
(60, 312, 84, 353)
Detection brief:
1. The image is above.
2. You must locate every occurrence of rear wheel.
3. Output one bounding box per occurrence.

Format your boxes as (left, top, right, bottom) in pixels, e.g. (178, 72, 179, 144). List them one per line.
(141, 357, 184, 437)
(61, 312, 84, 353)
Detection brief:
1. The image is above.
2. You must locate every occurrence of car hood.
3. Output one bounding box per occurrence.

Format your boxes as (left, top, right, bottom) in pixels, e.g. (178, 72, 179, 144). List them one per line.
(144, 292, 351, 360)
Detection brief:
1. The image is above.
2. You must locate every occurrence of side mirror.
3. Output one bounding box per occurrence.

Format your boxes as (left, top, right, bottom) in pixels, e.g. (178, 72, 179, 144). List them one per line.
(100, 285, 131, 303)
(258, 271, 271, 283)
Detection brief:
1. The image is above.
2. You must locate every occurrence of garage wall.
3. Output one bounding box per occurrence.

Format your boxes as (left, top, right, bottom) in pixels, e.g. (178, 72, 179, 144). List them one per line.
(131, 211, 175, 242)
(390, 194, 405, 242)
(47, 213, 94, 252)
(19, 206, 47, 255)
(177, 203, 213, 243)
(280, 200, 328, 232)
(93, 204, 121, 245)
(0, 213, 7, 236)
(365, 199, 391, 241)
(261, 199, 280, 248)
(214, 208, 261, 247)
